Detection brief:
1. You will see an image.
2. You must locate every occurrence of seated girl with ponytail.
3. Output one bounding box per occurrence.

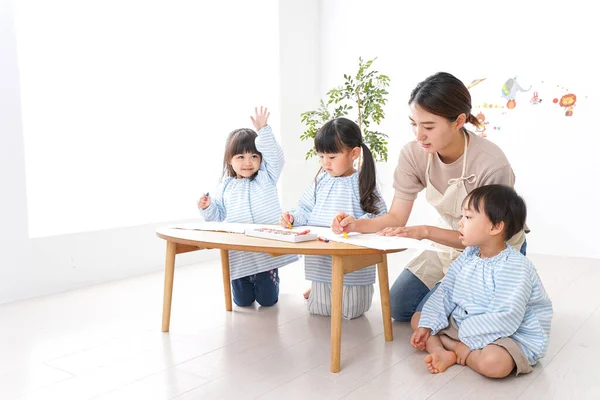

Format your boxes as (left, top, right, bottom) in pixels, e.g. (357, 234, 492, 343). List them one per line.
(280, 117, 387, 319)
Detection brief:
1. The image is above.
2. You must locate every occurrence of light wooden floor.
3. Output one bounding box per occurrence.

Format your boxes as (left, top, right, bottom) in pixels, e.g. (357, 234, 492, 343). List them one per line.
(2, 249, 599, 400)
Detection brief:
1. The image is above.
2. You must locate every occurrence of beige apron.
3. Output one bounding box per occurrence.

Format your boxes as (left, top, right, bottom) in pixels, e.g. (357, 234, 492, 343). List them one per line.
(406, 131, 525, 289)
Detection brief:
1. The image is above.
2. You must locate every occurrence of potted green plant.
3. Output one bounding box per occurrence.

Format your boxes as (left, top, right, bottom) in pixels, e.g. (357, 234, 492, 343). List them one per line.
(300, 57, 390, 162)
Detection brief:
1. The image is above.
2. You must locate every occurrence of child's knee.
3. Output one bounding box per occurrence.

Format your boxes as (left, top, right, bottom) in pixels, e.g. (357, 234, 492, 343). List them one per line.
(255, 285, 278, 307)
(477, 348, 514, 378)
(232, 286, 256, 307)
(342, 310, 365, 319)
(256, 294, 278, 307)
(342, 300, 371, 319)
(254, 270, 279, 307)
(306, 295, 331, 317)
(234, 297, 255, 307)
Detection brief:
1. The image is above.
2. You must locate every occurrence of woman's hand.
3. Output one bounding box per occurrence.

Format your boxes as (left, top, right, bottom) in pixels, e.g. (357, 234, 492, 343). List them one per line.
(377, 225, 430, 240)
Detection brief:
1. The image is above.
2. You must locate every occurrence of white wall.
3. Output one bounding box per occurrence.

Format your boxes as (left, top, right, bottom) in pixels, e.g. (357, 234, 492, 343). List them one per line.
(15, 0, 280, 238)
(278, 0, 322, 209)
(0, 0, 217, 304)
(318, 0, 599, 259)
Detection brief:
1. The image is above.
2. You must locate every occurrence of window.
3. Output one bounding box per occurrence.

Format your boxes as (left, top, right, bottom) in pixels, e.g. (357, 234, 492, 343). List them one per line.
(15, 0, 279, 237)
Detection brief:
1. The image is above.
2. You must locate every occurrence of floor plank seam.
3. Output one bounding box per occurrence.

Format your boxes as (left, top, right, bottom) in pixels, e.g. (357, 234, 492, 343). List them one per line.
(336, 350, 417, 399)
(515, 301, 600, 400)
(424, 367, 468, 399)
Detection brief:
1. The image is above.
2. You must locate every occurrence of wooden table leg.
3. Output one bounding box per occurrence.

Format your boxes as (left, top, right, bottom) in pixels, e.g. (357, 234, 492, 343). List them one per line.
(330, 255, 344, 373)
(220, 249, 232, 311)
(377, 254, 393, 341)
(161, 241, 177, 332)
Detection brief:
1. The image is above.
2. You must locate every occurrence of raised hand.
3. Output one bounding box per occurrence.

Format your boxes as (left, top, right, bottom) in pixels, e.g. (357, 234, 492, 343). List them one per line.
(250, 106, 270, 131)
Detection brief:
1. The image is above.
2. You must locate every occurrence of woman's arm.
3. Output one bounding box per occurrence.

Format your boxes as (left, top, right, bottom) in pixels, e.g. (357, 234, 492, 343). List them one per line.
(413, 226, 465, 249)
(333, 197, 414, 233)
(377, 222, 465, 249)
(334, 196, 465, 248)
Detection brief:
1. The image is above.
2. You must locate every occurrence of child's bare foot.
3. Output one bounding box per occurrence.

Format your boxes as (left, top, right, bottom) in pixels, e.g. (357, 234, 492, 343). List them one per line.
(424, 351, 457, 374)
(303, 288, 311, 300)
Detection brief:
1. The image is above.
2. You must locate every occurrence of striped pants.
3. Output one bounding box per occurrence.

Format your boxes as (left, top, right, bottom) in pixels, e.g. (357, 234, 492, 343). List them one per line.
(307, 281, 374, 320)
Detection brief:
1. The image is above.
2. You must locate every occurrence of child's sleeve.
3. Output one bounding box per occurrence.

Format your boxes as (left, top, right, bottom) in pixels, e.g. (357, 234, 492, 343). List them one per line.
(358, 187, 388, 219)
(255, 125, 285, 185)
(458, 263, 533, 350)
(199, 182, 227, 222)
(418, 251, 466, 334)
(287, 182, 316, 226)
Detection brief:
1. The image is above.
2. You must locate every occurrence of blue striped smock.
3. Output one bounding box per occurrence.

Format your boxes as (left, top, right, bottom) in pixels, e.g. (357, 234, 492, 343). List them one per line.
(200, 125, 297, 280)
(289, 171, 387, 285)
(419, 245, 553, 365)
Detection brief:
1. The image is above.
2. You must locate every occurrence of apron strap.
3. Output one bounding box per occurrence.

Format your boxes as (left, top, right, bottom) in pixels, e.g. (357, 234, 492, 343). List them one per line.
(425, 153, 433, 182)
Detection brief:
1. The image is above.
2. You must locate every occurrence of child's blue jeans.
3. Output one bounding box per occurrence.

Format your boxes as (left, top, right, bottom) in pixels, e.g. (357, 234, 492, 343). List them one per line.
(232, 269, 279, 307)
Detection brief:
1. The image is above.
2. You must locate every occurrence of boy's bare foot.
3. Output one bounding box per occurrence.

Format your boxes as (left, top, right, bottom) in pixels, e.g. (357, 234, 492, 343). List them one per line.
(303, 288, 311, 300)
(424, 351, 457, 374)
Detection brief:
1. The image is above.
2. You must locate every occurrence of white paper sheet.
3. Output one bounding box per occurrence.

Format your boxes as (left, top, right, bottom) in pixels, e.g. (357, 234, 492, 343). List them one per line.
(170, 222, 445, 252)
(301, 226, 446, 252)
(169, 221, 252, 234)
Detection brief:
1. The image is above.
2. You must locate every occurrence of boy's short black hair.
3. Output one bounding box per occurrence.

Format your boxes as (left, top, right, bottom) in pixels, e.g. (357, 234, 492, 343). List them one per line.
(463, 184, 527, 240)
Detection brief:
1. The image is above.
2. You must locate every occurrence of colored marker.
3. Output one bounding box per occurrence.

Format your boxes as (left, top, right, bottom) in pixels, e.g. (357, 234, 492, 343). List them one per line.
(318, 236, 329, 243)
(205, 192, 209, 197)
(285, 212, 292, 229)
(336, 215, 349, 239)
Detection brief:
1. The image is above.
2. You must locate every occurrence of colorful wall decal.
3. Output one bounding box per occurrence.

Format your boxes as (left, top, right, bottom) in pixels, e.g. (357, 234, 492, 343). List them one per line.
(467, 78, 487, 89)
(559, 93, 577, 116)
(501, 77, 531, 108)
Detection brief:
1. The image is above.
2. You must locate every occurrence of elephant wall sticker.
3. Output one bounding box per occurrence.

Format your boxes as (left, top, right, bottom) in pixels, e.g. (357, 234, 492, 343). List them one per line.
(501, 77, 531, 109)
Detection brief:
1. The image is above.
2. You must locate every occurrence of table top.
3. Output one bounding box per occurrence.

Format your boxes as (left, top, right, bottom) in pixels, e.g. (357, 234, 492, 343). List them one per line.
(156, 227, 405, 256)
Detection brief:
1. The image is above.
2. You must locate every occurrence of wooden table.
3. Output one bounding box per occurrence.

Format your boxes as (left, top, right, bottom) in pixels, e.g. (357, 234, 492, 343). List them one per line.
(156, 227, 404, 373)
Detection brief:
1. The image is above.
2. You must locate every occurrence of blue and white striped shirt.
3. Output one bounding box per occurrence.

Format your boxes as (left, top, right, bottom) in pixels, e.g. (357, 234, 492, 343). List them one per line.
(289, 171, 387, 285)
(419, 245, 553, 365)
(200, 126, 297, 280)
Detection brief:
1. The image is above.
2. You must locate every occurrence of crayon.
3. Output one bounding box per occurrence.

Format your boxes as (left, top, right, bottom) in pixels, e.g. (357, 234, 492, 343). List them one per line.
(336, 215, 349, 239)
